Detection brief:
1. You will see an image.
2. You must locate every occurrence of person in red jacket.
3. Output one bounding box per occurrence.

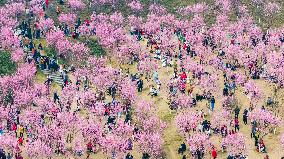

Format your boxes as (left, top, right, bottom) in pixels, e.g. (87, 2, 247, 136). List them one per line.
(12, 122, 17, 137)
(87, 141, 93, 153)
(45, 0, 49, 8)
(85, 18, 90, 26)
(18, 136, 23, 146)
(180, 71, 187, 82)
(211, 147, 217, 159)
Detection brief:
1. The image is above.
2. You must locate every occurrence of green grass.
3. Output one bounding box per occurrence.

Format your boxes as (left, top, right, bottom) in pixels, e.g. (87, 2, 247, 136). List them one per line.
(0, 51, 17, 76)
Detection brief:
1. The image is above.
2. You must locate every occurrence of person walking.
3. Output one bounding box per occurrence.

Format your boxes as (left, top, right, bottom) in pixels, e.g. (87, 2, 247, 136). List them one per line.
(210, 96, 215, 111)
(234, 106, 240, 118)
(211, 147, 217, 159)
(53, 91, 60, 104)
(243, 109, 248, 125)
(137, 78, 143, 92)
(234, 118, 240, 132)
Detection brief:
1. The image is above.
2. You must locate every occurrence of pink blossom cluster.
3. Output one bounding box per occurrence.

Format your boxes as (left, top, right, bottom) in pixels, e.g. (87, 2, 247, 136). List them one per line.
(58, 13, 77, 27)
(38, 18, 54, 31)
(149, 4, 167, 15)
(211, 109, 232, 129)
(178, 3, 208, 15)
(68, 0, 86, 10)
(186, 133, 211, 153)
(137, 57, 158, 75)
(176, 111, 203, 134)
(249, 108, 281, 130)
(222, 133, 246, 156)
(29, 0, 44, 16)
(137, 132, 163, 157)
(128, 1, 143, 11)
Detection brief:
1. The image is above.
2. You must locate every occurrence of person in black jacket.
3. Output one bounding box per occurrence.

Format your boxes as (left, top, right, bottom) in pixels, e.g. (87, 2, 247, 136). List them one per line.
(178, 142, 186, 154)
(137, 78, 143, 92)
(243, 109, 248, 125)
(0, 149, 6, 159)
(125, 153, 133, 159)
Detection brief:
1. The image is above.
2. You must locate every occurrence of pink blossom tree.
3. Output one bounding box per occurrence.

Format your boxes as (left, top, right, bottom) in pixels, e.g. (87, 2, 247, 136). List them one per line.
(128, 1, 143, 12)
(137, 132, 163, 158)
(186, 133, 211, 154)
(211, 109, 232, 130)
(71, 42, 90, 63)
(58, 13, 77, 27)
(29, 0, 44, 16)
(249, 108, 281, 134)
(176, 111, 203, 135)
(25, 140, 53, 158)
(68, 0, 86, 11)
(137, 57, 158, 76)
(222, 133, 246, 156)
(38, 18, 54, 33)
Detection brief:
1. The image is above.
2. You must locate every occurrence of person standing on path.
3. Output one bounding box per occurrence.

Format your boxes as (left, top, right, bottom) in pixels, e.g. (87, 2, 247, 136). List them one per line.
(234, 106, 240, 118)
(211, 147, 217, 159)
(243, 109, 248, 125)
(234, 118, 240, 132)
(210, 96, 215, 111)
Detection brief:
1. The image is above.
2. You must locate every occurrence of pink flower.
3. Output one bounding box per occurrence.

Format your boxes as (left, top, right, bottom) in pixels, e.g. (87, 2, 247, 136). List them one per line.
(128, 1, 143, 11)
(222, 133, 246, 156)
(68, 0, 86, 10)
(58, 13, 77, 27)
(176, 111, 203, 134)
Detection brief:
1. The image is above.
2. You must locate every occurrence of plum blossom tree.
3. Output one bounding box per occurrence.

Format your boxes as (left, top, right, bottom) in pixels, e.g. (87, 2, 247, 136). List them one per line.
(199, 73, 219, 93)
(0, 27, 20, 50)
(119, 80, 137, 104)
(29, 0, 44, 16)
(264, 2, 281, 17)
(3, 2, 25, 18)
(176, 111, 203, 135)
(46, 30, 66, 46)
(137, 57, 158, 76)
(72, 135, 86, 156)
(137, 132, 163, 158)
(135, 100, 166, 134)
(128, 0, 143, 12)
(58, 13, 77, 27)
(178, 3, 208, 16)
(68, 0, 86, 11)
(211, 109, 232, 130)
(0, 134, 18, 153)
(114, 36, 141, 65)
(38, 18, 54, 32)
(183, 57, 204, 75)
(71, 42, 90, 63)
(244, 80, 263, 106)
(249, 108, 281, 134)
(173, 93, 195, 109)
(222, 133, 246, 156)
(127, 15, 143, 30)
(11, 48, 24, 62)
(186, 133, 211, 155)
(215, 0, 231, 13)
(149, 4, 167, 15)
(25, 140, 53, 159)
